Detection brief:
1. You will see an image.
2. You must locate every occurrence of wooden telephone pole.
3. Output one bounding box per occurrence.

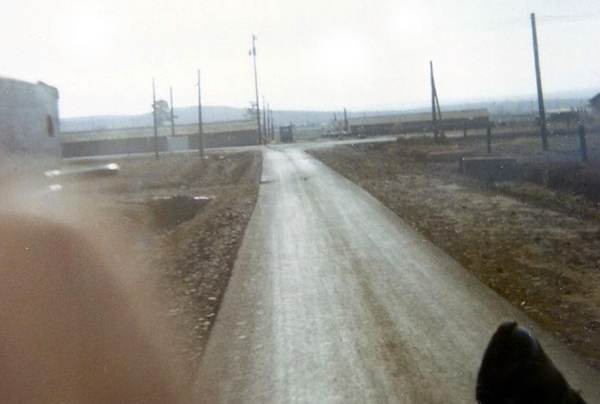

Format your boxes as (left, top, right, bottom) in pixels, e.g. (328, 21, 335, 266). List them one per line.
(531, 13, 549, 151)
(430, 61, 443, 143)
(152, 78, 159, 160)
(266, 102, 272, 141)
(170, 86, 175, 137)
(270, 108, 275, 141)
(251, 35, 262, 145)
(262, 96, 267, 141)
(343, 107, 349, 133)
(197, 69, 204, 159)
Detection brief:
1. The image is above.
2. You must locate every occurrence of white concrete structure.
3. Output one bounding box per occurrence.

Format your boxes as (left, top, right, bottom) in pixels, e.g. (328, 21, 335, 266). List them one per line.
(0, 78, 61, 168)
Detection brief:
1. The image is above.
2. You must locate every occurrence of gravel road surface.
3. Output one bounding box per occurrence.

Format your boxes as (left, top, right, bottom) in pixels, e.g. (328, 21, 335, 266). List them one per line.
(195, 146, 599, 403)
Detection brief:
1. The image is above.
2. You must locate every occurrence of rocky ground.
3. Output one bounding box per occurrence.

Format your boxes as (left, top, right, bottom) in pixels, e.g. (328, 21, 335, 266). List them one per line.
(308, 132, 600, 371)
(61, 151, 262, 376)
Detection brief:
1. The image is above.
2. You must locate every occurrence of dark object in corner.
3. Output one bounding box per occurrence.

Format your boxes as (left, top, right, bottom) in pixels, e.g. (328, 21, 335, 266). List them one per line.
(476, 321, 586, 404)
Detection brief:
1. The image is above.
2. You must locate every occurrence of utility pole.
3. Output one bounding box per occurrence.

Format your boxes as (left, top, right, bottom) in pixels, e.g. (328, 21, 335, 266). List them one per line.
(270, 108, 275, 141)
(152, 78, 159, 160)
(170, 86, 175, 137)
(197, 69, 204, 159)
(430, 61, 443, 143)
(262, 96, 267, 141)
(251, 35, 262, 145)
(431, 62, 437, 142)
(266, 102, 271, 141)
(343, 107, 349, 133)
(531, 13, 549, 151)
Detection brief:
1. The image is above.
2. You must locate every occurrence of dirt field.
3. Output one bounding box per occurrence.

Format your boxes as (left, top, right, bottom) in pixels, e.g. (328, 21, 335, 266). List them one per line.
(308, 131, 600, 371)
(59, 152, 262, 373)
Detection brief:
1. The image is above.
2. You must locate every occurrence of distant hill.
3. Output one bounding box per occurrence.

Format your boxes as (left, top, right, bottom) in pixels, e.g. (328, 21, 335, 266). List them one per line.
(59, 105, 404, 133)
(60, 91, 596, 133)
(60, 106, 248, 132)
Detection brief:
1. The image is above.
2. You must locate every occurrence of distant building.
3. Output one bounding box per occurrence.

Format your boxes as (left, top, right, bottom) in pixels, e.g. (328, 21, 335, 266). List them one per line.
(590, 93, 600, 108)
(346, 109, 491, 137)
(0, 77, 61, 168)
(279, 125, 293, 143)
(61, 120, 259, 158)
(590, 93, 600, 116)
(546, 108, 579, 128)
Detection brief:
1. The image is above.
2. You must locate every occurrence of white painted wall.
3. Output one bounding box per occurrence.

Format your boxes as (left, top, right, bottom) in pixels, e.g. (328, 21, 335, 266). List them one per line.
(0, 78, 61, 169)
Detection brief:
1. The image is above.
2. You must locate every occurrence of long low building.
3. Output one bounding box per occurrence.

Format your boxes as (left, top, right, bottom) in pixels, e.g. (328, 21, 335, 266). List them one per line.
(346, 109, 491, 137)
(61, 120, 259, 158)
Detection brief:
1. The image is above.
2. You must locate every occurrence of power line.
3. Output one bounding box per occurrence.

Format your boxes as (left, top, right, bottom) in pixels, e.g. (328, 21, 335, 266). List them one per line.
(538, 11, 600, 22)
(491, 11, 600, 29)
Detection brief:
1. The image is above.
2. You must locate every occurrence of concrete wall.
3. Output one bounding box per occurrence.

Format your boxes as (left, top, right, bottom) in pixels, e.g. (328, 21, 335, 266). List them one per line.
(187, 130, 258, 150)
(61, 130, 259, 158)
(62, 137, 168, 158)
(0, 78, 61, 168)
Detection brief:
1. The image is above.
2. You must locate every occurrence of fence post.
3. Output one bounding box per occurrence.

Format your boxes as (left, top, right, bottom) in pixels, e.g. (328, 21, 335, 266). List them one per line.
(486, 126, 492, 154)
(578, 124, 588, 162)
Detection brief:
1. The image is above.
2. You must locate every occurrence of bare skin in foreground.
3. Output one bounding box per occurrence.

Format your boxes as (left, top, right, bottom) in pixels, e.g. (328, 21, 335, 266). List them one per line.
(0, 185, 193, 404)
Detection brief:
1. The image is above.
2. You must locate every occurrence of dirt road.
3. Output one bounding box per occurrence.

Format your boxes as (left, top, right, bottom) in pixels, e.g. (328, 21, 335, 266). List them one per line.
(195, 147, 600, 403)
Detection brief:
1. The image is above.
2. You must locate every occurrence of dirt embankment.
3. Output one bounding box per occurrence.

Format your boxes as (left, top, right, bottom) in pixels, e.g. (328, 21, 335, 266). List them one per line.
(62, 152, 262, 371)
(309, 134, 600, 371)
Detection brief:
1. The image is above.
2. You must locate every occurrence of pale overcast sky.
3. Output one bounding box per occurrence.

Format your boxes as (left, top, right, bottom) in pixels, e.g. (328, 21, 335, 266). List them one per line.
(1, 0, 599, 117)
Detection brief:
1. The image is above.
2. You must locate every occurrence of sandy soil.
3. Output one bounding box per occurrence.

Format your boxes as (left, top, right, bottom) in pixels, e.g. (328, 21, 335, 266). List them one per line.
(308, 133, 600, 371)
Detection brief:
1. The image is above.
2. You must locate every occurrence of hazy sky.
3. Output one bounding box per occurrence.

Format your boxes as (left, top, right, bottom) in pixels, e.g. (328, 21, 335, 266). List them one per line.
(2, 0, 599, 117)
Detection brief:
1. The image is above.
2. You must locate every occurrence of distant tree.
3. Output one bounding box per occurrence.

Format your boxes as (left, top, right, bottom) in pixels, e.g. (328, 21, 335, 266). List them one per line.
(153, 99, 171, 126)
(245, 101, 258, 120)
